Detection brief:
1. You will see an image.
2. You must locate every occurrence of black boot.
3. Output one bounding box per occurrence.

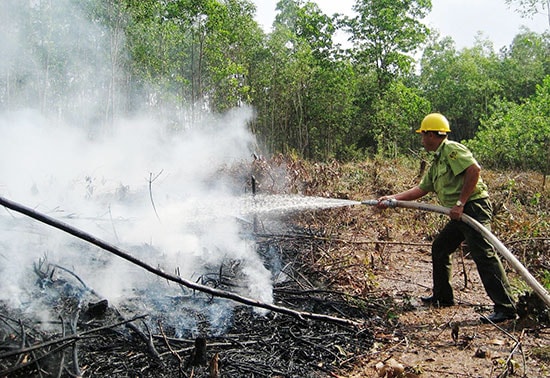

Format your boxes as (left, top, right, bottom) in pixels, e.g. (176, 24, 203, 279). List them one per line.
(480, 311, 517, 324)
(420, 296, 455, 307)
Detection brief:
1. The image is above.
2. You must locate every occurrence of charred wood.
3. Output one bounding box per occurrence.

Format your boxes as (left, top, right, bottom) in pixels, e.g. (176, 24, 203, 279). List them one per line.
(186, 337, 207, 368)
(0, 315, 145, 360)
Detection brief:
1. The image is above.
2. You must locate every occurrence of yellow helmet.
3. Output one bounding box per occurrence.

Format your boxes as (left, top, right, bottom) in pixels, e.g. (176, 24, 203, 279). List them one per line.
(416, 113, 451, 134)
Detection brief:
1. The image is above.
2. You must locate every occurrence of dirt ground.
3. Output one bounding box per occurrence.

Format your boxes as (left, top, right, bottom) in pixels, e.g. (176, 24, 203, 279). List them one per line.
(347, 240, 550, 378)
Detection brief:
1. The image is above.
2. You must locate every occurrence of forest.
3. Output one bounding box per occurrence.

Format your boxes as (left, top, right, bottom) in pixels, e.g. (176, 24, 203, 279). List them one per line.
(1, 0, 548, 173)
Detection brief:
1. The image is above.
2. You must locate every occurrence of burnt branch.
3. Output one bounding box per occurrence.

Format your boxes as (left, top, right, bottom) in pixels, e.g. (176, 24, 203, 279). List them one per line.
(148, 170, 163, 222)
(0, 315, 146, 360)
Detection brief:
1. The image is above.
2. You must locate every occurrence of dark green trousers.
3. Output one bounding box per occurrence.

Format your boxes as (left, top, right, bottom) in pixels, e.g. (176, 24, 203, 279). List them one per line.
(431, 198, 516, 313)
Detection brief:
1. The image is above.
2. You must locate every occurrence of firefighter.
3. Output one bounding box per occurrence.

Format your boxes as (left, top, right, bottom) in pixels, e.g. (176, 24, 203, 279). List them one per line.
(378, 113, 517, 323)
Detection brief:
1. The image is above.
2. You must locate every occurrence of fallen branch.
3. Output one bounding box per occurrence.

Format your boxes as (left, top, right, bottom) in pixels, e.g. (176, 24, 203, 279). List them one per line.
(148, 170, 163, 222)
(0, 195, 361, 328)
(0, 314, 146, 359)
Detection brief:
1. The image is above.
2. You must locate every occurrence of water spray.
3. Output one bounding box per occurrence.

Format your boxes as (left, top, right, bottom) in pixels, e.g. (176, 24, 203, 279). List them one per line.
(362, 199, 550, 308)
(0, 195, 361, 328)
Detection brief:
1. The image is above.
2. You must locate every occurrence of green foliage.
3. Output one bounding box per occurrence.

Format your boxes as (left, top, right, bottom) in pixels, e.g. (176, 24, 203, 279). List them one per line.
(505, 0, 550, 19)
(306, 61, 359, 160)
(497, 29, 550, 102)
(251, 0, 360, 160)
(466, 75, 550, 172)
(2, 0, 549, 163)
(344, 0, 432, 90)
(419, 37, 504, 140)
(367, 80, 431, 157)
(203, 0, 265, 112)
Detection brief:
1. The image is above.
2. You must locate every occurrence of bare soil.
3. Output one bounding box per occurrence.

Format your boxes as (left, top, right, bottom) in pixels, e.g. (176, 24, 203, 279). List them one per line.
(346, 233, 550, 378)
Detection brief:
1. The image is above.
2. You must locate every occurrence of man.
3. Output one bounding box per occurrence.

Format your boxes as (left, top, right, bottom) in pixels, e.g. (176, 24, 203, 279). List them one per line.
(378, 113, 516, 323)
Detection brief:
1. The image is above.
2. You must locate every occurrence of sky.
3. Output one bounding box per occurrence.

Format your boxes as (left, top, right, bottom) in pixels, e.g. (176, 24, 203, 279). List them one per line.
(252, 0, 549, 50)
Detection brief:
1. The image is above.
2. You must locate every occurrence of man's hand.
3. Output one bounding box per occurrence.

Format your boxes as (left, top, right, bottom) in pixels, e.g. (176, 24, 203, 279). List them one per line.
(376, 196, 394, 209)
(449, 205, 464, 220)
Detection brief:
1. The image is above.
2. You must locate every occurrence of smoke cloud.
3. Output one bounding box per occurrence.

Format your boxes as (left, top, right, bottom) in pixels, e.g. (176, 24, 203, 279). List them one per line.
(0, 0, 272, 335)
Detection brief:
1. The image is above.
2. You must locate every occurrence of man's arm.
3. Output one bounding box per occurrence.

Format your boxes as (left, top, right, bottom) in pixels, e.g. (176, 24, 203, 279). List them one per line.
(377, 186, 428, 208)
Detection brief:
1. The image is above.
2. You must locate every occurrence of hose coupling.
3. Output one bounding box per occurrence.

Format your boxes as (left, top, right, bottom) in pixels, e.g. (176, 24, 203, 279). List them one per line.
(361, 199, 398, 208)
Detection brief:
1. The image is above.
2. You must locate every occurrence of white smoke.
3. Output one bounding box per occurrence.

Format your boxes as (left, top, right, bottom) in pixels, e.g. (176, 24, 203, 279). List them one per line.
(0, 0, 274, 332)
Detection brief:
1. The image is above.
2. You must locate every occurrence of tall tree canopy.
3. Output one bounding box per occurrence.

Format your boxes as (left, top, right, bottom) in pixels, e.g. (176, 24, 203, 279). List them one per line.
(505, 0, 550, 26)
(344, 0, 432, 90)
(466, 75, 550, 172)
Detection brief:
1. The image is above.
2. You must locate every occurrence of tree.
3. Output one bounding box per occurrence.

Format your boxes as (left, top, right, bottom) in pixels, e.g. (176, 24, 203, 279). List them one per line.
(419, 37, 503, 141)
(306, 60, 359, 160)
(369, 80, 431, 157)
(123, 0, 194, 120)
(123, 0, 263, 124)
(497, 29, 550, 102)
(466, 75, 550, 173)
(0, 0, 129, 131)
(344, 0, 431, 91)
(250, 19, 313, 155)
(251, 0, 349, 159)
(274, 0, 335, 60)
(505, 0, 550, 27)
(202, 0, 265, 112)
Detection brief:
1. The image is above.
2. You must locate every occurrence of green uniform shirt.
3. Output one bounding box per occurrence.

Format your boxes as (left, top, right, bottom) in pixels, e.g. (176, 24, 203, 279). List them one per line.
(419, 139, 489, 208)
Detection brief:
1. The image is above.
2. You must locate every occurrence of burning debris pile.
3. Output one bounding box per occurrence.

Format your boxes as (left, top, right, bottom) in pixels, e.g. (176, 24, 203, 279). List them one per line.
(0, 222, 383, 378)
(0, 150, 388, 377)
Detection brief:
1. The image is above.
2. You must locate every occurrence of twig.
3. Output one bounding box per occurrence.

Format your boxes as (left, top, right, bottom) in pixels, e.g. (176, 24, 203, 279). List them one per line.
(138, 319, 163, 364)
(50, 264, 91, 292)
(56, 316, 66, 378)
(158, 321, 184, 371)
(421, 368, 478, 377)
(15, 320, 26, 365)
(70, 311, 82, 377)
(148, 170, 163, 222)
(17, 321, 45, 378)
(108, 205, 119, 243)
(499, 337, 524, 377)
(459, 244, 469, 289)
(0, 315, 146, 359)
(505, 237, 550, 245)
(482, 317, 519, 343)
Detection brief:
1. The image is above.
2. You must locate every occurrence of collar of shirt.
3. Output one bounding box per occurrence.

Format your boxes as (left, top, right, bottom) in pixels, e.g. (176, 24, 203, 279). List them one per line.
(433, 139, 447, 159)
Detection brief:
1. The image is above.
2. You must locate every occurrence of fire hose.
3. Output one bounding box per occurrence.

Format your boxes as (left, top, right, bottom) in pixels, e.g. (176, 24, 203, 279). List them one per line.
(362, 199, 550, 309)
